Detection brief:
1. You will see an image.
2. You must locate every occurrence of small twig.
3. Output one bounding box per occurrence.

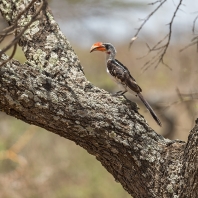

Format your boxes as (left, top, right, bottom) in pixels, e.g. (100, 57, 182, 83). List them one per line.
(178, 15, 198, 53)
(176, 88, 197, 127)
(129, 0, 167, 49)
(130, 0, 184, 70)
(0, 0, 47, 67)
(192, 15, 198, 33)
(135, 0, 183, 71)
(0, 29, 18, 67)
(0, 0, 38, 42)
(148, 0, 163, 5)
(0, 27, 16, 43)
(180, 39, 198, 52)
(158, 0, 183, 65)
(141, 48, 164, 70)
(137, 34, 168, 60)
(0, 43, 17, 67)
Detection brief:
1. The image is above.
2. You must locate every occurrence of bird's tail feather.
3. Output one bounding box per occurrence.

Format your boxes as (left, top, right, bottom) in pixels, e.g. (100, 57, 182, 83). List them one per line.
(137, 93, 162, 126)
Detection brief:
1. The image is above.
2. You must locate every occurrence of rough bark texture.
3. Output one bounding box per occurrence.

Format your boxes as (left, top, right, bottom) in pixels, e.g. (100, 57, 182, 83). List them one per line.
(0, 1, 197, 198)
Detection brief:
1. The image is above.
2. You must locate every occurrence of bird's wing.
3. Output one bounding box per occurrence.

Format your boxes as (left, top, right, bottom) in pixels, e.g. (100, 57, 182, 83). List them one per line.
(107, 59, 142, 93)
(115, 59, 136, 81)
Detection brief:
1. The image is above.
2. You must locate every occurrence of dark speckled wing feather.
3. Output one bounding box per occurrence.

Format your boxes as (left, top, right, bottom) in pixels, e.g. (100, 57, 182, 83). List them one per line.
(107, 59, 142, 93)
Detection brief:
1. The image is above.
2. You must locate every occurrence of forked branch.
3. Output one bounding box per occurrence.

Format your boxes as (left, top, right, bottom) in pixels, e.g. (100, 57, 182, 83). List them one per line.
(0, 0, 47, 66)
(129, 0, 187, 70)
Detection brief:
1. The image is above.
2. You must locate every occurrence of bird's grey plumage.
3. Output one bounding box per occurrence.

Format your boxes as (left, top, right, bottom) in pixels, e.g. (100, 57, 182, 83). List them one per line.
(90, 42, 162, 126)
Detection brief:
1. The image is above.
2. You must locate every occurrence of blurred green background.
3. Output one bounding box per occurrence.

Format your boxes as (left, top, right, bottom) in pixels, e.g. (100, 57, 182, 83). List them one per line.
(0, 0, 198, 197)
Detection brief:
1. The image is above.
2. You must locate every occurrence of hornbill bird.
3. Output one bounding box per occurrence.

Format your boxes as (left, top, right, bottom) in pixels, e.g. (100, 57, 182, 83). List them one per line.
(90, 42, 162, 126)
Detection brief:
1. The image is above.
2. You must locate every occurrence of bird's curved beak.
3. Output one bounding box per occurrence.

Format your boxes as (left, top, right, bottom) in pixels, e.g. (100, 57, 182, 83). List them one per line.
(90, 42, 106, 53)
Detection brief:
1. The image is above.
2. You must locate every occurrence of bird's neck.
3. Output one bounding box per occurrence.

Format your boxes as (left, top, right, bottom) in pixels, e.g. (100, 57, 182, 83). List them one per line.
(105, 52, 116, 61)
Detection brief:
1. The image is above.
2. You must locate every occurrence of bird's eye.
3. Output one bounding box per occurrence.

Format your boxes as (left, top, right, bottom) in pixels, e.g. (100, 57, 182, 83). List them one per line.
(105, 45, 109, 50)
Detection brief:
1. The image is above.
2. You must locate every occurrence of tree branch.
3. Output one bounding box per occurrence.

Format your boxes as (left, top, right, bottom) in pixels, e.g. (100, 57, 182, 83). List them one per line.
(0, 1, 197, 197)
(0, 0, 47, 66)
(180, 14, 198, 53)
(129, 0, 167, 49)
(130, 0, 184, 70)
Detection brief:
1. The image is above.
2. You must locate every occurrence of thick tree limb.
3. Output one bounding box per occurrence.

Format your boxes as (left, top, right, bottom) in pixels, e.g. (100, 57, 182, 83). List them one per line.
(0, 1, 197, 197)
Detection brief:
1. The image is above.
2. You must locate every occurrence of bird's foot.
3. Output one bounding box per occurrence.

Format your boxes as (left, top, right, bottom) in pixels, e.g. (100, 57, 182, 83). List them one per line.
(111, 91, 127, 97)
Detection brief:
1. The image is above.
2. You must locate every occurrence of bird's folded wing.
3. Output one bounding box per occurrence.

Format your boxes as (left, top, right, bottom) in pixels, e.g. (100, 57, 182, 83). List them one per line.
(107, 59, 142, 93)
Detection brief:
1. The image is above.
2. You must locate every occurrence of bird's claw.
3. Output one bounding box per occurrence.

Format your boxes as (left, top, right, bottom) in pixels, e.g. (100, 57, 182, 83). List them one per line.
(111, 91, 127, 97)
(112, 91, 123, 96)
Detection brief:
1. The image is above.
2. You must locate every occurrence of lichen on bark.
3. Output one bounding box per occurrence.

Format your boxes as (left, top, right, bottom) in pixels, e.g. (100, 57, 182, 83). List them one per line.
(0, 1, 197, 198)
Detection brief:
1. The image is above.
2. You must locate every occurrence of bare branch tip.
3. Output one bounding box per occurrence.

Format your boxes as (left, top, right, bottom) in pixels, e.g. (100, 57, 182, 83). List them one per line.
(129, 37, 138, 50)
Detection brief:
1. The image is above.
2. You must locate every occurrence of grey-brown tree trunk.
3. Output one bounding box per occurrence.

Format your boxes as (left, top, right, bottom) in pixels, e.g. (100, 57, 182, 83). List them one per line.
(0, 1, 197, 197)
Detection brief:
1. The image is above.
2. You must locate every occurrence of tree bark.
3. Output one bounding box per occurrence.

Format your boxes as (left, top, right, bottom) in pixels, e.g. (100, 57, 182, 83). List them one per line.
(0, 1, 197, 197)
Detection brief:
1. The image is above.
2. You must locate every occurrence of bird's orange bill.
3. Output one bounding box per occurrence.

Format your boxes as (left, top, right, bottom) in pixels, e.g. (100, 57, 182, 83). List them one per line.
(90, 42, 106, 53)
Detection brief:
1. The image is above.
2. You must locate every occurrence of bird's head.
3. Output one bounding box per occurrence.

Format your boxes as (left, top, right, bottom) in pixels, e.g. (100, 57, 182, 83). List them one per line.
(90, 42, 116, 55)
